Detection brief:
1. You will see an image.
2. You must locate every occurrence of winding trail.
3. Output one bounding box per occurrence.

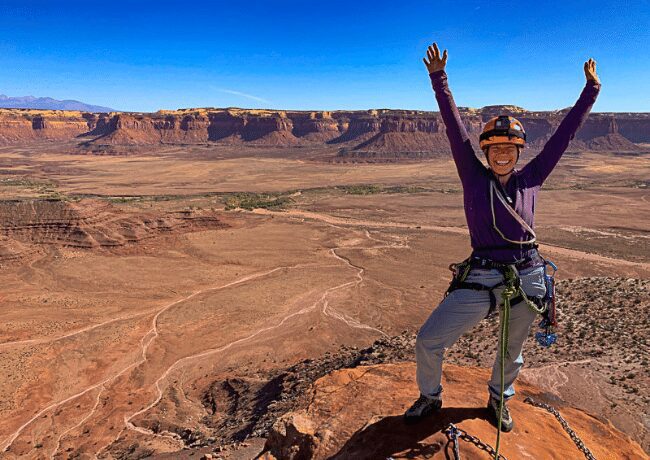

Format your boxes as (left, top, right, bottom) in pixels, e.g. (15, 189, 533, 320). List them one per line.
(251, 208, 650, 271)
(115, 226, 400, 446)
(0, 308, 156, 350)
(4, 215, 409, 456)
(50, 385, 104, 459)
(0, 264, 315, 453)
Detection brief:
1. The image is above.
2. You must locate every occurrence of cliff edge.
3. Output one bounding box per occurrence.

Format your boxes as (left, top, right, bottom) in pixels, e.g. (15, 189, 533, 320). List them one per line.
(258, 362, 646, 459)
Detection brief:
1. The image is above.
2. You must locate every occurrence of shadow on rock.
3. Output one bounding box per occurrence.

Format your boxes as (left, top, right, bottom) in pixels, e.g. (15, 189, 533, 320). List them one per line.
(330, 406, 489, 459)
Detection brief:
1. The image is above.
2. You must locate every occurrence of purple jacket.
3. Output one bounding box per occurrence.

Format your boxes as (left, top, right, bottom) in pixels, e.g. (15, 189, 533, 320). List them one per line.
(429, 69, 601, 263)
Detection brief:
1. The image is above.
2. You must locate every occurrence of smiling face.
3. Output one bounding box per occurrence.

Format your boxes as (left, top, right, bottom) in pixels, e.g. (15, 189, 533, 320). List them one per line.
(485, 143, 520, 176)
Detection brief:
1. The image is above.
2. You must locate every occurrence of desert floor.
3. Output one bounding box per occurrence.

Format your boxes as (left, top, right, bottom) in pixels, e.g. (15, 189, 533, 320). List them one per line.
(0, 143, 648, 458)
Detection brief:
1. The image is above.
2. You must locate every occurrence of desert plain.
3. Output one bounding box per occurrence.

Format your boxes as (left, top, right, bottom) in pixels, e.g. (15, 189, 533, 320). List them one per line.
(0, 132, 648, 459)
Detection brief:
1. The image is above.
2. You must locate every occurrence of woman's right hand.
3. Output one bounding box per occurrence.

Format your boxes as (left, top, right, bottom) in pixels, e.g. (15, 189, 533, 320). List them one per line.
(423, 42, 448, 74)
(584, 58, 600, 84)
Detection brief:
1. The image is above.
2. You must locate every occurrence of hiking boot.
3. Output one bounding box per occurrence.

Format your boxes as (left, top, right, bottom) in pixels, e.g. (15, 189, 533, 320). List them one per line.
(487, 395, 514, 432)
(404, 394, 442, 424)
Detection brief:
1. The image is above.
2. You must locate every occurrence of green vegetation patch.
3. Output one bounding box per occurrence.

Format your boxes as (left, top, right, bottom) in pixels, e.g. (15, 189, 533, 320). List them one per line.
(383, 185, 429, 194)
(335, 183, 456, 195)
(336, 184, 382, 195)
(222, 192, 293, 211)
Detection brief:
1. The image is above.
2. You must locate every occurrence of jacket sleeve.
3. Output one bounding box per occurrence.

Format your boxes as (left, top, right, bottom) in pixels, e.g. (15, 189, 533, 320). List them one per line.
(429, 69, 484, 184)
(521, 79, 601, 186)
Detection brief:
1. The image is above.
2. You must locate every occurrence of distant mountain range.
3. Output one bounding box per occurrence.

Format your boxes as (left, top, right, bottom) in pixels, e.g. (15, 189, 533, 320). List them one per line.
(0, 94, 114, 112)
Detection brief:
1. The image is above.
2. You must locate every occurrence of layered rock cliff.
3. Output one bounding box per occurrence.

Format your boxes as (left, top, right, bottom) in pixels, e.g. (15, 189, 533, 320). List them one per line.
(0, 199, 227, 263)
(0, 110, 112, 143)
(0, 107, 648, 159)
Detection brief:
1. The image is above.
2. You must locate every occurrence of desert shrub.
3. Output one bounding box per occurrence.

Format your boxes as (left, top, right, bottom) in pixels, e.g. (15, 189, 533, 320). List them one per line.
(339, 184, 382, 195)
(223, 192, 292, 211)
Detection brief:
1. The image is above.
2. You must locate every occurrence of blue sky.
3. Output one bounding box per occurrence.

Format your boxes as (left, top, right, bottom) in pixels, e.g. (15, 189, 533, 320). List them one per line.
(0, 0, 648, 112)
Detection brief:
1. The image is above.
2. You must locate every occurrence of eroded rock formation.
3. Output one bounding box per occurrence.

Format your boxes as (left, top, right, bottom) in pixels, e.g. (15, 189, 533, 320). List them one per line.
(0, 198, 228, 263)
(0, 107, 648, 159)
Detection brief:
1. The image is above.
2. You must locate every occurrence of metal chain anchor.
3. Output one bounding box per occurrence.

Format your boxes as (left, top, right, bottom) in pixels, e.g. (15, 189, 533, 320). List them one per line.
(444, 424, 508, 460)
(524, 397, 597, 460)
(444, 397, 597, 460)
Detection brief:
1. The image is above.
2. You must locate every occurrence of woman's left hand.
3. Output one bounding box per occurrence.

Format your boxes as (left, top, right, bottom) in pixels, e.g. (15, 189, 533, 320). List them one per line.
(584, 58, 600, 84)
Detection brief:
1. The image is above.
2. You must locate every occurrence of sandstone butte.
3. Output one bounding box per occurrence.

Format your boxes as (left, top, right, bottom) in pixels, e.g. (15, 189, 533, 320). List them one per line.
(258, 363, 647, 460)
(0, 107, 648, 156)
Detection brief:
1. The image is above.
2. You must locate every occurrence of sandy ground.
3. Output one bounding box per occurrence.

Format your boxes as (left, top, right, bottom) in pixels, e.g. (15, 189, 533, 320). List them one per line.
(0, 143, 648, 457)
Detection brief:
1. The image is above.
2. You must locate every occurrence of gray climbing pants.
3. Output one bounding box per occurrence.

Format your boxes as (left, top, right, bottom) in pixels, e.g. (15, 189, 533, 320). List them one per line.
(416, 265, 546, 401)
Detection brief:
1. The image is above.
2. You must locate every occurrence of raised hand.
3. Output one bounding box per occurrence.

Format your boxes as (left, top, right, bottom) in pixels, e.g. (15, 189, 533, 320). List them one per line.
(584, 58, 600, 84)
(423, 42, 448, 74)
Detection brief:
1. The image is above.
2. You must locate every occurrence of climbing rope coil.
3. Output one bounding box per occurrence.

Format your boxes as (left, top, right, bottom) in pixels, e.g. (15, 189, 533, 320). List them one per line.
(443, 397, 596, 459)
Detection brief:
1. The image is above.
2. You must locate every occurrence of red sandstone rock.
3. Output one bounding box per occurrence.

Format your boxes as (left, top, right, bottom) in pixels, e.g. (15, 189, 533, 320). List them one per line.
(0, 107, 648, 157)
(259, 363, 647, 459)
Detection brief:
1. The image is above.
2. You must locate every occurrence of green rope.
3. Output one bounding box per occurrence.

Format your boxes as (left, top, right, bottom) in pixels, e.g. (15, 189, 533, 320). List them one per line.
(494, 267, 516, 459)
(493, 266, 548, 459)
(452, 261, 548, 460)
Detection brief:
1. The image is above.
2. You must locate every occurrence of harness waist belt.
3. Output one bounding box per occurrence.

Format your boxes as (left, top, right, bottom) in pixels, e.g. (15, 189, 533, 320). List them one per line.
(469, 251, 544, 272)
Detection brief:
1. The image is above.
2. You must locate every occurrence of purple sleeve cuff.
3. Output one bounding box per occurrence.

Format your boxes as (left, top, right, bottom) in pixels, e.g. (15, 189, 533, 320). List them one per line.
(429, 70, 447, 91)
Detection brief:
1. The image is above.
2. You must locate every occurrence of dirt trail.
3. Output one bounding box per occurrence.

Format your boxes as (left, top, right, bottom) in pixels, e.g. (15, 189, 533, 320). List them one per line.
(251, 208, 650, 270)
(50, 385, 104, 458)
(1, 265, 313, 453)
(0, 308, 156, 350)
(114, 226, 402, 449)
(4, 223, 407, 457)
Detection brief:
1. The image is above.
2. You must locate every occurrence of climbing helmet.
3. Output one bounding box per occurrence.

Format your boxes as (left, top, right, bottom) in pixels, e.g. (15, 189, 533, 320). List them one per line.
(479, 115, 526, 151)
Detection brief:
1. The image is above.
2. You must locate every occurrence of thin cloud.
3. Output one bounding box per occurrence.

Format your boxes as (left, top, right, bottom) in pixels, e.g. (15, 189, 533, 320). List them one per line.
(215, 87, 271, 104)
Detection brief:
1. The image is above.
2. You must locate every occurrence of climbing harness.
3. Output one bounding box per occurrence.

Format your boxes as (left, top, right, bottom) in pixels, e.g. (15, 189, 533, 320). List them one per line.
(524, 398, 597, 460)
(445, 255, 546, 319)
(445, 260, 558, 460)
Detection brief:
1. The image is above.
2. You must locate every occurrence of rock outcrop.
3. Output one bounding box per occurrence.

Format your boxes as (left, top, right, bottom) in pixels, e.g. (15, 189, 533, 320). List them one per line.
(0, 199, 228, 263)
(0, 109, 111, 143)
(0, 107, 648, 159)
(258, 363, 646, 459)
